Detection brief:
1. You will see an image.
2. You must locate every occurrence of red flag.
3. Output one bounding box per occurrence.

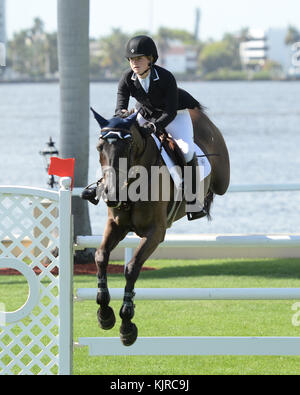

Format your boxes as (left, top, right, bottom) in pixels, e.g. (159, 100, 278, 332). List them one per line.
(48, 157, 75, 190)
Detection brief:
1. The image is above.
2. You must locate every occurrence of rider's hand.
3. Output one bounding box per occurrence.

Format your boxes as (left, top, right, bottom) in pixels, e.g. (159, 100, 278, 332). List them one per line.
(115, 109, 131, 118)
(142, 122, 166, 139)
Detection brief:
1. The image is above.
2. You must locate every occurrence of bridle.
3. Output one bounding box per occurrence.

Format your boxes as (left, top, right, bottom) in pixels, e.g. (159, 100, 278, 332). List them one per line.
(99, 127, 140, 210)
(98, 124, 160, 210)
(100, 127, 134, 174)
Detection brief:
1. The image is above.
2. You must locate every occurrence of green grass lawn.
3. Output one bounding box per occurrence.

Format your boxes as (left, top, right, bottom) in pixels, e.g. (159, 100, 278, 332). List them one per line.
(1, 258, 300, 375)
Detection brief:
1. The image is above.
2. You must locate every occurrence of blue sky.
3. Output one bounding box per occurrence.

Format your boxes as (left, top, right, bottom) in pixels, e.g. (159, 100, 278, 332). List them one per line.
(6, 0, 300, 40)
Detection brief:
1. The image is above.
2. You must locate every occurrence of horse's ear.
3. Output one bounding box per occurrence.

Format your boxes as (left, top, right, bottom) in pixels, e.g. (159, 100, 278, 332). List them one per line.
(90, 107, 109, 128)
(123, 112, 139, 129)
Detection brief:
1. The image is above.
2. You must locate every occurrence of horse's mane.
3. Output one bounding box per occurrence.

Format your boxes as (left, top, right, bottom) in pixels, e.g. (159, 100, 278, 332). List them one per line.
(196, 102, 207, 114)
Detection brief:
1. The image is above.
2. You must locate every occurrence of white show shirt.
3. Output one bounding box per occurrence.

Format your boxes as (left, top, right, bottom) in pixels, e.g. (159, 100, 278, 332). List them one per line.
(138, 73, 150, 93)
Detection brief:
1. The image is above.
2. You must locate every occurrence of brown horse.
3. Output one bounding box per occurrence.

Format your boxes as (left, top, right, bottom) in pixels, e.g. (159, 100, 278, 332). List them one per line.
(90, 107, 230, 346)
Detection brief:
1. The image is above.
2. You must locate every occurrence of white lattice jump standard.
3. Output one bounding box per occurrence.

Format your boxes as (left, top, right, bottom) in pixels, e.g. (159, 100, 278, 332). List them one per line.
(0, 179, 73, 375)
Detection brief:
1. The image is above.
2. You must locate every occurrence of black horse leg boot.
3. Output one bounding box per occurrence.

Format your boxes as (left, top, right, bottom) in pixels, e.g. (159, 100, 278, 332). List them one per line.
(185, 153, 207, 221)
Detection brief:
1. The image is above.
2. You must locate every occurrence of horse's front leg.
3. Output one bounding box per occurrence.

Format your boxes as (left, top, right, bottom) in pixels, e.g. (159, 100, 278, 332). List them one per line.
(119, 228, 165, 346)
(95, 218, 127, 330)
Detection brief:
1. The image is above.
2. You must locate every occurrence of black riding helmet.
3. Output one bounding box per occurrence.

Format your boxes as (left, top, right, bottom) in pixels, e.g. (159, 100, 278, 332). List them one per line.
(125, 35, 159, 63)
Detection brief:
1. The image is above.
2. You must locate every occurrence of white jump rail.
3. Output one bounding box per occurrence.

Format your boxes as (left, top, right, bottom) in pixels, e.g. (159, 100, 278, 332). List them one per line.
(76, 287, 300, 302)
(78, 336, 300, 356)
(74, 233, 300, 251)
(227, 183, 300, 192)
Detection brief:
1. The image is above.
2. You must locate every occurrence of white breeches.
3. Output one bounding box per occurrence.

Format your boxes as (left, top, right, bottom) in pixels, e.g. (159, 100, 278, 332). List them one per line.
(137, 109, 196, 162)
(137, 109, 211, 176)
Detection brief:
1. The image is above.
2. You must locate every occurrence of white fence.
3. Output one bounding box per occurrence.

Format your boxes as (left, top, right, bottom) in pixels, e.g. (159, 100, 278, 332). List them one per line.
(75, 233, 300, 250)
(0, 179, 73, 375)
(76, 287, 300, 301)
(1, 180, 300, 374)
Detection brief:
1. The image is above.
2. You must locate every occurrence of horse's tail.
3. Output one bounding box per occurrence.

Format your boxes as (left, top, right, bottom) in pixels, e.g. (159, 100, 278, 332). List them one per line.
(204, 189, 214, 221)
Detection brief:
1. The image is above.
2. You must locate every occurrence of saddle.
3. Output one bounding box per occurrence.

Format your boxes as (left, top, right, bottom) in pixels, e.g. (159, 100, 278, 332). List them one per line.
(156, 132, 187, 174)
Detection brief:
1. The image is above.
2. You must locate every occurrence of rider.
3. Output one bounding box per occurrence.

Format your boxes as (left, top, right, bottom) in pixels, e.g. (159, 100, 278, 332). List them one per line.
(116, 35, 209, 220)
(83, 35, 210, 220)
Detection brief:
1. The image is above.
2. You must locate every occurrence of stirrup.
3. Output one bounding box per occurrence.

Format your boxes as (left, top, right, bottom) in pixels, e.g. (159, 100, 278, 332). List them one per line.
(187, 208, 207, 221)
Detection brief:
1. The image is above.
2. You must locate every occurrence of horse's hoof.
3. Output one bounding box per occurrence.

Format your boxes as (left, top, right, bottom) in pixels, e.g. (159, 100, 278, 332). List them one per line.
(97, 306, 116, 330)
(120, 322, 138, 346)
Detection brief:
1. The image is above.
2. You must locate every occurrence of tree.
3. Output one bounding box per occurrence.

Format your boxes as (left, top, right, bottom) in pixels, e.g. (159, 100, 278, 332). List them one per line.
(98, 29, 129, 77)
(222, 33, 242, 70)
(45, 32, 58, 75)
(285, 25, 300, 45)
(57, 0, 92, 263)
(238, 27, 250, 42)
(199, 41, 234, 74)
(155, 27, 196, 44)
(7, 30, 32, 75)
(31, 17, 45, 34)
(7, 18, 58, 77)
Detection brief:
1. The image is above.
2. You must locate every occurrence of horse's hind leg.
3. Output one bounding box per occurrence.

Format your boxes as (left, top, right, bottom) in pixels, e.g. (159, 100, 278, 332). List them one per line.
(95, 219, 127, 330)
(119, 228, 165, 346)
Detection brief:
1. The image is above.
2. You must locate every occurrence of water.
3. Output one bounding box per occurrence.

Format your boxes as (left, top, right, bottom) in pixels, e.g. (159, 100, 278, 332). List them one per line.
(1, 81, 300, 235)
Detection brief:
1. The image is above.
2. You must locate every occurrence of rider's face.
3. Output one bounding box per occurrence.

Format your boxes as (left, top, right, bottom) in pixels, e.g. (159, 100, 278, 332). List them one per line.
(129, 56, 150, 77)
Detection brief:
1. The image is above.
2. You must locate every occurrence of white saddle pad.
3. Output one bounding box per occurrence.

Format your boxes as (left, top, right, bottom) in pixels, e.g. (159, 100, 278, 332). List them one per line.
(151, 134, 211, 189)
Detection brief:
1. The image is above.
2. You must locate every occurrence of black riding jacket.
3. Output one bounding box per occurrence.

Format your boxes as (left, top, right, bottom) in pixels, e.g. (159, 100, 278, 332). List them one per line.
(115, 65, 200, 130)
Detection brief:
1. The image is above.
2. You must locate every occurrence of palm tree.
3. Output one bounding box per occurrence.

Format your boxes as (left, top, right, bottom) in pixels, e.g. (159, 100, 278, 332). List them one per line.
(57, 0, 92, 262)
(99, 28, 129, 78)
(285, 26, 300, 46)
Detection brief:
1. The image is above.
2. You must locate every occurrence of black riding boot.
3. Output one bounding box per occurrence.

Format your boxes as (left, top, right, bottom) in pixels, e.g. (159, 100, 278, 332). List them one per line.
(185, 153, 207, 221)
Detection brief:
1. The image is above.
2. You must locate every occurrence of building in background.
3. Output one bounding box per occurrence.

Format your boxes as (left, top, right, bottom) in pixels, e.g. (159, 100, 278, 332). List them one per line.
(158, 41, 198, 74)
(268, 28, 292, 75)
(288, 41, 300, 78)
(160, 41, 197, 74)
(239, 28, 268, 71)
(240, 27, 299, 77)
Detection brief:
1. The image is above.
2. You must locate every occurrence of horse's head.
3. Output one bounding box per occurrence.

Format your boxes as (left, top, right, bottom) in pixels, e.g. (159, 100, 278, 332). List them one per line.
(91, 108, 139, 208)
